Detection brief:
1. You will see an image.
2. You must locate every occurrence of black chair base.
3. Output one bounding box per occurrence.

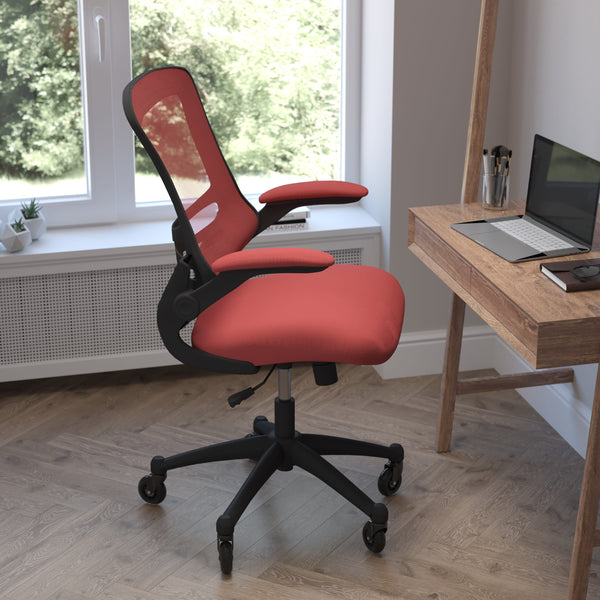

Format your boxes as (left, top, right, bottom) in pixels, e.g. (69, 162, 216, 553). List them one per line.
(138, 385, 404, 574)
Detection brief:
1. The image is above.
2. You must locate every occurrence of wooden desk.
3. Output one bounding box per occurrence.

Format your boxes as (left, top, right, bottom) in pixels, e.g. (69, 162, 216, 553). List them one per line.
(408, 202, 600, 600)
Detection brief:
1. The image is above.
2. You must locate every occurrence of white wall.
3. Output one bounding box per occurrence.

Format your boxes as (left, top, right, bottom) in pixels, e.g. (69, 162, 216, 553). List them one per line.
(359, 0, 395, 268)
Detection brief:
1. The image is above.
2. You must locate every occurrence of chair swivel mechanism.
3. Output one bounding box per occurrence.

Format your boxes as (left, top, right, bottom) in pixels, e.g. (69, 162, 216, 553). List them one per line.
(122, 66, 405, 574)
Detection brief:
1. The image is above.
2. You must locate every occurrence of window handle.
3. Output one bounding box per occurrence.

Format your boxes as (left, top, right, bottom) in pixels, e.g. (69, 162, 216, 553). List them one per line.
(95, 14, 106, 63)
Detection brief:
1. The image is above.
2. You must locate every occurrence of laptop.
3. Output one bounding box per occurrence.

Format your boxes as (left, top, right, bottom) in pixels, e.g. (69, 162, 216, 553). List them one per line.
(452, 134, 600, 262)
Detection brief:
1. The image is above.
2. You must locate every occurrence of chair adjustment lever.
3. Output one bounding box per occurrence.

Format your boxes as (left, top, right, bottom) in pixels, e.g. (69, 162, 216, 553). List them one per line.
(227, 387, 254, 407)
(228, 365, 276, 407)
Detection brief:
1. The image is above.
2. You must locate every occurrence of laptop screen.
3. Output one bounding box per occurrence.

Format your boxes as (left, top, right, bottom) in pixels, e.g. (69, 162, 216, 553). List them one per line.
(526, 134, 600, 247)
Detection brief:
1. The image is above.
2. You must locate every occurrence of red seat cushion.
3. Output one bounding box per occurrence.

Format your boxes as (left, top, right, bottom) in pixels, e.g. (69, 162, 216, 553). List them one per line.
(191, 265, 404, 367)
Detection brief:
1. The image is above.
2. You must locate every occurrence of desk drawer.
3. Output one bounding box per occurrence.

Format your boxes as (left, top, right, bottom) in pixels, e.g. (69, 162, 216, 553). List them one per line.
(537, 319, 600, 369)
(410, 215, 471, 292)
(470, 268, 539, 362)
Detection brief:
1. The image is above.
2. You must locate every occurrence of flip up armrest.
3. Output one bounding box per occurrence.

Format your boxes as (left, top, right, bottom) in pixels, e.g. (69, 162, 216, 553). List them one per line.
(166, 248, 334, 327)
(211, 247, 334, 274)
(259, 180, 368, 204)
(255, 180, 368, 235)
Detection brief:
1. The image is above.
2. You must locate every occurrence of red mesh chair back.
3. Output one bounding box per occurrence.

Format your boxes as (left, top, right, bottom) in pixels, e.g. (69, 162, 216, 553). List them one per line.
(123, 66, 258, 280)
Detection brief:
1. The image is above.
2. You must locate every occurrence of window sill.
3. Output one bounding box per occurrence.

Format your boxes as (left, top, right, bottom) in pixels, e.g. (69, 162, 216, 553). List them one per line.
(0, 204, 381, 278)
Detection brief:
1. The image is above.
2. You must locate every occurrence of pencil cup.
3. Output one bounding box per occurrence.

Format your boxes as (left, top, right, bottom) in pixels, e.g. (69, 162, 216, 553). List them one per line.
(482, 173, 509, 209)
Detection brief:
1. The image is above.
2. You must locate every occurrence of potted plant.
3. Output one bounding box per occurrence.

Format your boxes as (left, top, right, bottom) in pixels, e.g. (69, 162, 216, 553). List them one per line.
(0, 218, 32, 252)
(9, 199, 46, 240)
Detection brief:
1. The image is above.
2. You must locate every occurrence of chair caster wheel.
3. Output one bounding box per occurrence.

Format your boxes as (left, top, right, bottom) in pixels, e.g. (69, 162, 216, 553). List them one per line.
(362, 521, 386, 553)
(377, 459, 403, 496)
(218, 536, 233, 574)
(138, 474, 166, 504)
(253, 415, 268, 433)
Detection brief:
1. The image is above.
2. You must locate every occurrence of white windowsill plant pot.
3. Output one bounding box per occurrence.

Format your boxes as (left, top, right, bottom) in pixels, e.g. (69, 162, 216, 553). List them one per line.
(0, 219, 32, 253)
(9, 200, 46, 240)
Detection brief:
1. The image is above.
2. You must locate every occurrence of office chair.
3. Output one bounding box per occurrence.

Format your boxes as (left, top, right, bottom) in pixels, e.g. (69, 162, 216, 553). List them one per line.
(122, 66, 405, 574)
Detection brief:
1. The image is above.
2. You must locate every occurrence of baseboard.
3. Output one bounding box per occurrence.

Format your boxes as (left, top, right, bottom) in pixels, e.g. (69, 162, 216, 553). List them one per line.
(0, 351, 179, 383)
(377, 326, 591, 458)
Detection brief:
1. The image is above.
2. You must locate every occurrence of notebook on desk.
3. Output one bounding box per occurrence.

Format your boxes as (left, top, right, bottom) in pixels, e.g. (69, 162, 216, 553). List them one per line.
(452, 134, 600, 262)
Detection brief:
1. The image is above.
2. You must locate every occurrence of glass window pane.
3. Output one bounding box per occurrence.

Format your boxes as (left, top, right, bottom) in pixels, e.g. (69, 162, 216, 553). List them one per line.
(129, 0, 341, 205)
(0, 0, 87, 202)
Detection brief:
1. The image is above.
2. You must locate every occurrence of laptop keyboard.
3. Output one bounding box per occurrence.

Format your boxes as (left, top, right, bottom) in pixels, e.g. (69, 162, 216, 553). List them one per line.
(490, 219, 574, 252)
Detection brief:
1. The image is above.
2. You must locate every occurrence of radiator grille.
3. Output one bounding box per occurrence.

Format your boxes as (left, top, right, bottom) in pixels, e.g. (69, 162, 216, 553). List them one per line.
(1, 265, 169, 366)
(1, 247, 363, 368)
(329, 247, 362, 265)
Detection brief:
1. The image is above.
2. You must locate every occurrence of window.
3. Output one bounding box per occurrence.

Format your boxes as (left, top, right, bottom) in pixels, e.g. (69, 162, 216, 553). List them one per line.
(0, 0, 359, 228)
(0, 1, 86, 199)
(0, 0, 131, 226)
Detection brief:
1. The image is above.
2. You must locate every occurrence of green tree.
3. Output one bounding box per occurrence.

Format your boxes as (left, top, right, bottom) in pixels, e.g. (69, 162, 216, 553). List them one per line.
(0, 0, 82, 178)
(187, 0, 341, 178)
(0, 0, 340, 181)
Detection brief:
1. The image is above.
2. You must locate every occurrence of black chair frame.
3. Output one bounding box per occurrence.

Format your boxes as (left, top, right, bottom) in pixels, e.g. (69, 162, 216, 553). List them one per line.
(139, 364, 404, 574)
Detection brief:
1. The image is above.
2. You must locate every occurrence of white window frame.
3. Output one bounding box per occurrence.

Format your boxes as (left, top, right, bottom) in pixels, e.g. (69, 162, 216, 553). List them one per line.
(341, 0, 362, 183)
(1, 0, 361, 228)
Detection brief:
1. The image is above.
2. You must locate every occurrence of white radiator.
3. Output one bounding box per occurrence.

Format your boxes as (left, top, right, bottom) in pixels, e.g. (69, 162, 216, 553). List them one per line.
(0, 247, 364, 381)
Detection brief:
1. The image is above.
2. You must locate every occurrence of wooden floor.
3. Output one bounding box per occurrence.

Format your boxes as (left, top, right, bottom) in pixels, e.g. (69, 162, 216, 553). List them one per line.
(0, 363, 599, 599)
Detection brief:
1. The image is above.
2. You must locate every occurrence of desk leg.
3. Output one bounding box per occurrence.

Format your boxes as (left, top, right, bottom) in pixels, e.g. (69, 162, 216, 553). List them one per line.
(437, 293, 466, 453)
(568, 363, 600, 600)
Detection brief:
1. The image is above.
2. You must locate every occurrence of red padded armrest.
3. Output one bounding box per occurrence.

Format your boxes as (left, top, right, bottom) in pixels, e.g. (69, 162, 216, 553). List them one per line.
(259, 180, 368, 204)
(211, 248, 334, 274)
